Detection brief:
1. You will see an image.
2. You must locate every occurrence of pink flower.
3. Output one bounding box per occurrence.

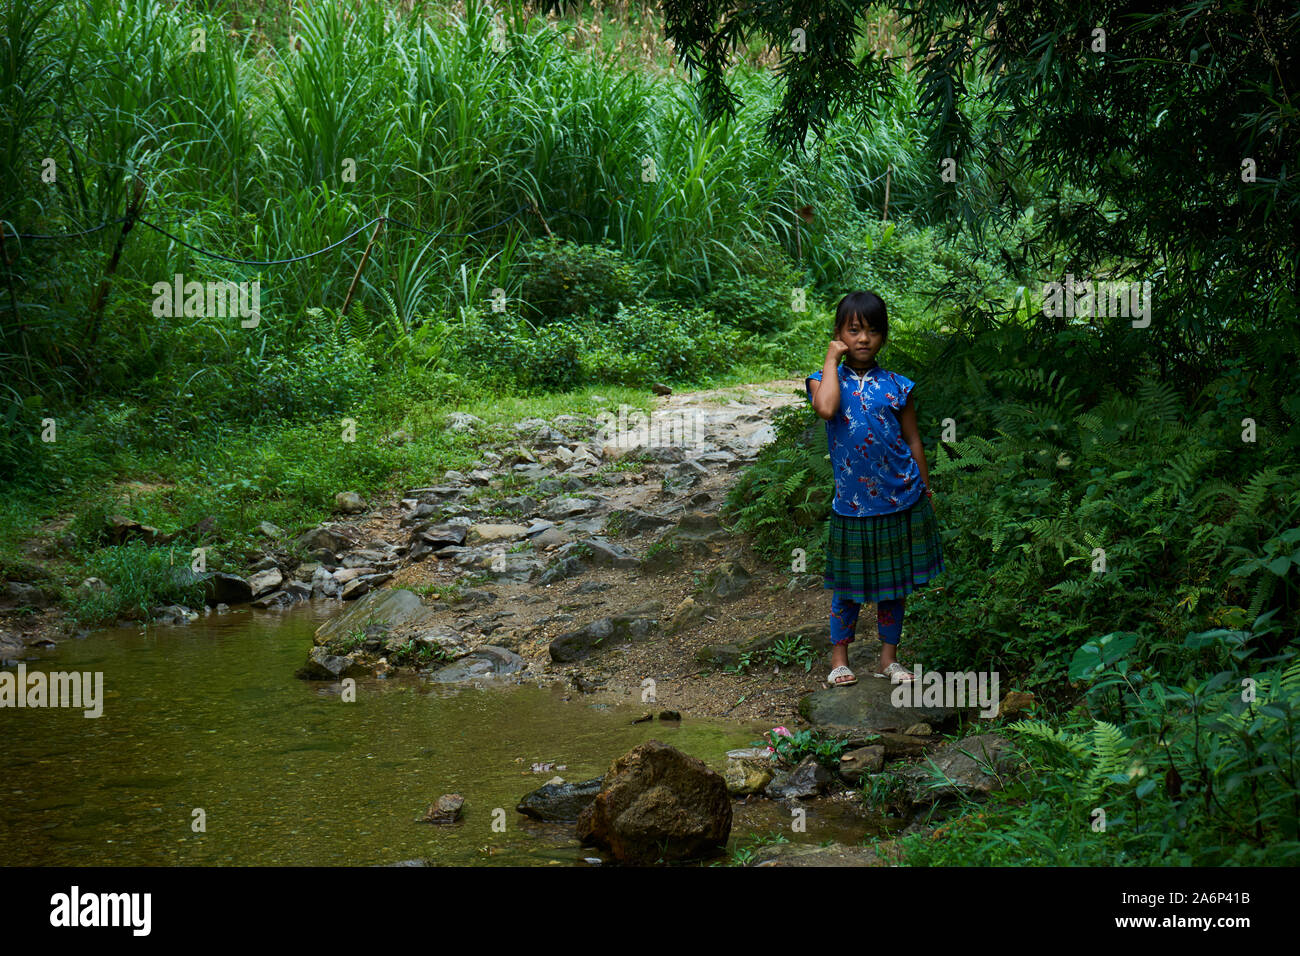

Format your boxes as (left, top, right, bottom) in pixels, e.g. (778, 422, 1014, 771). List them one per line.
(766, 725, 793, 754)
(772, 726, 792, 737)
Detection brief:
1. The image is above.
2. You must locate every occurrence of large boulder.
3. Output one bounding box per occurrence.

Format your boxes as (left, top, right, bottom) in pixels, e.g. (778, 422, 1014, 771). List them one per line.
(576, 740, 732, 864)
(516, 778, 604, 822)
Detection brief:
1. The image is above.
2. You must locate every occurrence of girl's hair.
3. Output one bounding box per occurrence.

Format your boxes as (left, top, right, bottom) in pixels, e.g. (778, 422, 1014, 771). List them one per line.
(834, 291, 888, 340)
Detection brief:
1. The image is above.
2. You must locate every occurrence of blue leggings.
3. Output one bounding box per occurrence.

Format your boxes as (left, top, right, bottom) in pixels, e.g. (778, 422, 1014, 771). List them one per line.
(830, 594, 904, 646)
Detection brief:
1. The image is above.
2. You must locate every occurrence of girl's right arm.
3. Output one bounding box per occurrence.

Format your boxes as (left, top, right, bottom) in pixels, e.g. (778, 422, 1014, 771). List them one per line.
(810, 340, 848, 420)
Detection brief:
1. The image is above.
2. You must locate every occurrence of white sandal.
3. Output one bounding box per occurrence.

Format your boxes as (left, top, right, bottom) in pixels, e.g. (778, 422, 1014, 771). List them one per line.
(827, 665, 858, 687)
(874, 662, 916, 682)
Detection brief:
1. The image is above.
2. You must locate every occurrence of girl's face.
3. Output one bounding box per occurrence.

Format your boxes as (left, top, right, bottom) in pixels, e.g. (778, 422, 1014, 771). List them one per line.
(838, 314, 884, 364)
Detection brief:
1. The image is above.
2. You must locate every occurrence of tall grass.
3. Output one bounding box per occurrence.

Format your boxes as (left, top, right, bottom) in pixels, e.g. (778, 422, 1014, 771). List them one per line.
(3, 0, 992, 490)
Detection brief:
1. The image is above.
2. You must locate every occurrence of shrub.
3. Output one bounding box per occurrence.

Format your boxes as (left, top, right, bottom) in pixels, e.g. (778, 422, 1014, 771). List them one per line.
(583, 301, 739, 385)
(696, 236, 808, 334)
(453, 299, 740, 392)
(514, 236, 655, 325)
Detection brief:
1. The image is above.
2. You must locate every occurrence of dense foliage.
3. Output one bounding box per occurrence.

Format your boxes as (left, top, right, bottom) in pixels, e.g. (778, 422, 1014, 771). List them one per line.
(1, 0, 1295, 866)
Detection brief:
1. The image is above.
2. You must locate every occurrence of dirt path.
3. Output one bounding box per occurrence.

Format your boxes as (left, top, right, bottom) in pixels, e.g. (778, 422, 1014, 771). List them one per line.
(327, 378, 887, 725)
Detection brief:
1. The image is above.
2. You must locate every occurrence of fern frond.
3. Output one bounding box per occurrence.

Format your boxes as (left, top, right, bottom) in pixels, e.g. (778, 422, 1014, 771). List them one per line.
(1083, 720, 1130, 802)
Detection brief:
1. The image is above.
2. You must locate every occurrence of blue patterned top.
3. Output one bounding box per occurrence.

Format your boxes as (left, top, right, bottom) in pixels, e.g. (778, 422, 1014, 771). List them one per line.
(805, 363, 924, 516)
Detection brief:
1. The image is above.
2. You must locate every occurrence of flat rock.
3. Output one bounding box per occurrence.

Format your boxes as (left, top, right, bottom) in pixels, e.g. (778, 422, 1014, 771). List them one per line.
(765, 755, 834, 799)
(751, 843, 891, 867)
(426, 645, 525, 683)
(724, 747, 775, 795)
(530, 527, 571, 550)
(800, 676, 974, 733)
(248, 568, 283, 598)
(466, 523, 530, 545)
(516, 777, 604, 822)
(549, 602, 662, 663)
(296, 646, 367, 680)
(314, 588, 431, 646)
(895, 734, 1019, 805)
(543, 497, 601, 520)
(416, 528, 467, 548)
(251, 587, 304, 609)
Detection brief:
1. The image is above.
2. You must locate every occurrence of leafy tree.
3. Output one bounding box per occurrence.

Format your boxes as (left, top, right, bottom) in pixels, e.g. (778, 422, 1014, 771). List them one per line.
(661, 1, 1299, 388)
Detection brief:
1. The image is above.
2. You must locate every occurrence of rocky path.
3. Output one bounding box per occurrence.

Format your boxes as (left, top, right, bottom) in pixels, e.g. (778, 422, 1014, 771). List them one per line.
(296, 380, 857, 725)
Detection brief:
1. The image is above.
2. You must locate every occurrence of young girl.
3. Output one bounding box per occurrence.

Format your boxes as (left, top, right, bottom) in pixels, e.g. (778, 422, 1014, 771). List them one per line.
(805, 291, 944, 685)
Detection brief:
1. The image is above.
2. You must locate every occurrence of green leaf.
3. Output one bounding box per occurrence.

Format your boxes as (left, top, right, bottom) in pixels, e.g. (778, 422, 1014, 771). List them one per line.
(1265, 555, 1292, 576)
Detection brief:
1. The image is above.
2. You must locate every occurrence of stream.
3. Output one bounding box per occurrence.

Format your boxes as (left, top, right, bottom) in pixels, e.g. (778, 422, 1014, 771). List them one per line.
(0, 603, 885, 865)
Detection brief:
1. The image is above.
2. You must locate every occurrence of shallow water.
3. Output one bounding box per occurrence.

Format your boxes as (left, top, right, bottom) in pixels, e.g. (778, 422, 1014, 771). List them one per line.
(0, 603, 882, 865)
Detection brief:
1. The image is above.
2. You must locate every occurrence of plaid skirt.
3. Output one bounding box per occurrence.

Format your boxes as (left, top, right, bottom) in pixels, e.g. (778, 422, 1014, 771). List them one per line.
(823, 495, 945, 604)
